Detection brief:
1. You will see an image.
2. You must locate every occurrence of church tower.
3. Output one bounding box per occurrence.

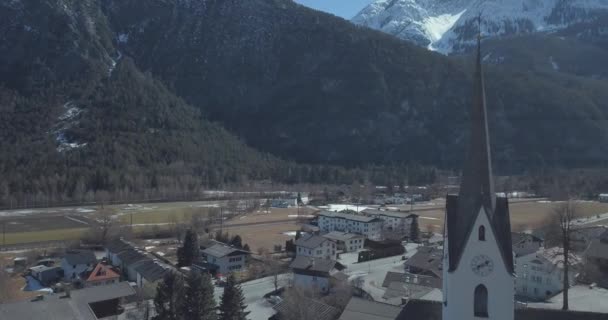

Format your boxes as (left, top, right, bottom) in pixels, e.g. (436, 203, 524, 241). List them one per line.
(442, 29, 515, 320)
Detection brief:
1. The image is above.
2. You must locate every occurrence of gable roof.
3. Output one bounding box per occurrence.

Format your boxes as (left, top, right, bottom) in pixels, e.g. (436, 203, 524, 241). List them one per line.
(396, 299, 608, 320)
(323, 231, 364, 242)
(116, 249, 148, 267)
(295, 234, 328, 249)
(404, 247, 443, 278)
(105, 239, 132, 254)
(512, 232, 543, 245)
(445, 37, 514, 275)
(382, 271, 441, 289)
(339, 297, 402, 320)
(0, 282, 135, 320)
(134, 260, 168, 282)
(86, 263, 120, 282)
(273, 297, 340, 320)
(63, 250, 97, 266)
(289, 256, 338, 274)
(319, 211, 382, 223)
(202, 243, 249, 258)
(586, 238, 608, 260)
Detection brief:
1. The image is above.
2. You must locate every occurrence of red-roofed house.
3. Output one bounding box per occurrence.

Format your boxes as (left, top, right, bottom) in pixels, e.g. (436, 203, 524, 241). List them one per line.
(85, 263, 120, 287)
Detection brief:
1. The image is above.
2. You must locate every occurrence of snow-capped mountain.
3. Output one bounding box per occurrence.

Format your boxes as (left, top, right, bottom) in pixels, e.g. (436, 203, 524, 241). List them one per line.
(353, 0, 608, 53)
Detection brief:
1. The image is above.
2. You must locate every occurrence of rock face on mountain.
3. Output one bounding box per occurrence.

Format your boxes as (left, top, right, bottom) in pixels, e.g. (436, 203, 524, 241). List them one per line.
(2, 0, 608, 202)
(353, 0, 608, 53)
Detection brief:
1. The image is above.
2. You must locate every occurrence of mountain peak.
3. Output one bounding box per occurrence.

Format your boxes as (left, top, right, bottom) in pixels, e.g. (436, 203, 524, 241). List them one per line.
(353, 0, 608, 53)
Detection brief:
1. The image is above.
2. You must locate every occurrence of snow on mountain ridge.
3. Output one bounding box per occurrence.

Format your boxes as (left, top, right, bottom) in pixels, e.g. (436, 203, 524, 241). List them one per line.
(353, 0, 608, 53)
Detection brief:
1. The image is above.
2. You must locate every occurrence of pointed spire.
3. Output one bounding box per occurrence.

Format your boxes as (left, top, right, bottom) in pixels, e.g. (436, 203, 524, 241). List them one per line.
(458, 15, 495, 215)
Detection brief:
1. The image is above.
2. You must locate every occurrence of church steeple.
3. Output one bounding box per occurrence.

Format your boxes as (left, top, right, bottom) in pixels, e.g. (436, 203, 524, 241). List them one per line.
(458, 18, 496, 225)
(445, 19, 513, 274)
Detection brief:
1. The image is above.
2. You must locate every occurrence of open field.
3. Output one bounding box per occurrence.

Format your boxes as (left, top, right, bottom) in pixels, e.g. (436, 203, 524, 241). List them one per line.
(1, 228, 87, 246)
(415, 200, 608, 233)
(221, 221, 300, 253)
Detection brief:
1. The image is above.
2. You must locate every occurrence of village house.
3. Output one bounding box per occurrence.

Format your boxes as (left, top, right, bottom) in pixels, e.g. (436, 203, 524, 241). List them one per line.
(583, 229, 608, 288)
(512, 232, 544, 257)
(201, 241, 250, 274)
(134, 259, 169, 297)
(404, 246, 443, 278)
(61, 250, 97, 282)
(289, 256, 344, 293)
(317, 211, 383, 240)
(0, 281, 135, 320)
(515, 247, 580, 301)
(84, 262, 120, 288)
(29, 265, 63, 286)
(322, 231, 365, 253)
(295, 234, 337, 260)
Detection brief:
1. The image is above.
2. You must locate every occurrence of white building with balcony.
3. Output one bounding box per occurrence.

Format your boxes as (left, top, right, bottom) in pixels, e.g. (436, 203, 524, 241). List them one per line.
(317, 211, 383, 240)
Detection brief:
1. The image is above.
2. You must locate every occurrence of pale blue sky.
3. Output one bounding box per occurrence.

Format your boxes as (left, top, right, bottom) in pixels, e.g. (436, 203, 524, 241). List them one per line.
(293, 0, 375, 19)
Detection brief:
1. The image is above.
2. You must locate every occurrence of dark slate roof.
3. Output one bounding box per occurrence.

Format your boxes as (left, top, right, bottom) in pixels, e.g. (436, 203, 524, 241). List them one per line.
(586, 238, 608, 260)
(295, 234, 328, 249)
(105, 239, 132, 253)
(0, 282, 135, 320)
(601, 230, 608, 243)
(63, 250, 97, 266)
(404, 247, 443, 278)
(273, 297, 340, 320)
(202, 243, 249, 258)
(446, 37, 514, 275)
(512, 232, 543, 245)
(116, 249, 148, 267)
(134, 260, 168, 282)
(323, 231, 365, 242)
(396, 299, 608, 320)
(319, 211, 383, 223)
(382, 271, 441, 289)
(339, 297, 402, 320)
(289, 256, 337, 274)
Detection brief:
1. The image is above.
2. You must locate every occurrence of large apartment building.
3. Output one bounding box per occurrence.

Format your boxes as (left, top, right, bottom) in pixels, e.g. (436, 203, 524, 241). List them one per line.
(317, 211, 383, 240)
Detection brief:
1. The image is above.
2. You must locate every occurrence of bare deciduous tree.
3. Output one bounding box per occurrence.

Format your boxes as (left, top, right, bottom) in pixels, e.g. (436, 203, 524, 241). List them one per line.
(545, 200, 581, 310)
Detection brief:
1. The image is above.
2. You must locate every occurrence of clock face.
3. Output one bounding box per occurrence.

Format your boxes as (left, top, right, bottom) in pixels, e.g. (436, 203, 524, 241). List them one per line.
(470, 254, 494, 277)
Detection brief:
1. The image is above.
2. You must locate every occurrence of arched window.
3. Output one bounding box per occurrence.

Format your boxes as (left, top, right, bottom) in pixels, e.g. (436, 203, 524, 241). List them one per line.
(474, 284, 489, 317)
(478, 225, 486, 241)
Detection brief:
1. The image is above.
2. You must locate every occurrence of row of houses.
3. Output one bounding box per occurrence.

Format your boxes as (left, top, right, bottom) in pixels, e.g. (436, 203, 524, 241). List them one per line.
(105, 239, 171, 297)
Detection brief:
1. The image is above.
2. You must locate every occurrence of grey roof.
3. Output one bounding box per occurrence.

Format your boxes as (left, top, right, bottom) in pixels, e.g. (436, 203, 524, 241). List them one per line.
(396, 299, 608, 320)
(586, 238, 608, 260)
(105, 239, 132, 253)
(116, 249, 148, 267)
(339, 297, 402, 320)
(323, 231, 364, 242)
(0, 282, 135, 320)
(404, 246, 443, 278)
(295, 234, 328, 249)
(446, 37, 514, 275)
(134, 260, 168, 282)
(512, 232, 543, 245)
(63, 250, 97, 266)
(289, 256, 337, 274)
(273, 297, 340, 320)
(319, 211, 382, 223)
(363, 209, 416, 219)
(202, 243, 249, 258)
(382, 271, 441, 289)
(383, 281, 435, 302)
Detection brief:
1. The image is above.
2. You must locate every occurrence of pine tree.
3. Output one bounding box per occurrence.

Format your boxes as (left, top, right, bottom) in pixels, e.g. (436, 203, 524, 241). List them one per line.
(242, 244, 250, 252)
(410, 216, 420, 243)
(153, 271, 185, 320)
(230, 235, 242, 249)
(218, 274, 248, 320)
(178, 229, 201, 267)
(184, 271, 217, 320)
(295, 230, 302, 240)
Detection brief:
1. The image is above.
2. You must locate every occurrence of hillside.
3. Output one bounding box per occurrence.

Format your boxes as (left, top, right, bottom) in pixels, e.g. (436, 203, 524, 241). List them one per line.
(1, 0, 608, 203)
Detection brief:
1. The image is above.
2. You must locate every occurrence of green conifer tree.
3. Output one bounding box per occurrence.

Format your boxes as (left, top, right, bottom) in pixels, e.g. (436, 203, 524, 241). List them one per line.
(178, 229, 200, 267)
(184, 271, 217, 320)
(153, 271, 185, 320)
(218, 274, 248, 320)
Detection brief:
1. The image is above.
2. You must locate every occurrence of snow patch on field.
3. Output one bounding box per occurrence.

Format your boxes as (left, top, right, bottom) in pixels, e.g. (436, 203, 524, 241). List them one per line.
(54, 102, 87, 152)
